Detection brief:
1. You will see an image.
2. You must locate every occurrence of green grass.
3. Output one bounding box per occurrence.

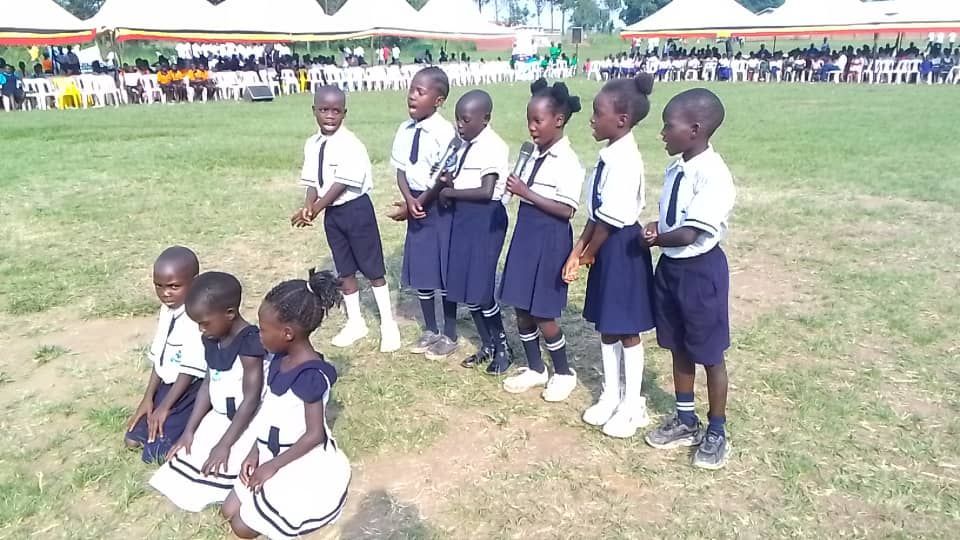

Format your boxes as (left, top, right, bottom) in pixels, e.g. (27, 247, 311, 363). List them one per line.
(1, 79, 958, 539)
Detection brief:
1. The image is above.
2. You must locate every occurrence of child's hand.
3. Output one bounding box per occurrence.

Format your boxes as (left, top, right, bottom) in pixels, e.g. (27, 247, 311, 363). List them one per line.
(147, 406, 170, 443)
(202, 442, 231, 476)
(579, 253, 596, 267)
(407, 196, 426, 220)
(165, 432, 193, 462)
(290, 207, 314, 228)
(386, 200, 409, 222)
(247, 460, 279, 492)
(642, 221, 658, 247)
(505, 174, 528, 198)
(562, 253, 580, 284)
(239, 446, 259, 486)
(126, 399, 152, 433)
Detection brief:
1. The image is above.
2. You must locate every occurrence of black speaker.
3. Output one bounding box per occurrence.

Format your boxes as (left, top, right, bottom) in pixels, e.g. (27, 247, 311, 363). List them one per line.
(571, 27, 583, 44)
(243, 85, 274, 102)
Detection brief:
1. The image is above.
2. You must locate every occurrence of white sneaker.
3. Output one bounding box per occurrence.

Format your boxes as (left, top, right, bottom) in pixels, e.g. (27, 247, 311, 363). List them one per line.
(331, 322, 368, 348)
(542, 369, 577, 402)
(582, 392, 621, 426)
(502, 367, 549, 394)
(379, 322, 401, 353)
(602, 397, 651, 439)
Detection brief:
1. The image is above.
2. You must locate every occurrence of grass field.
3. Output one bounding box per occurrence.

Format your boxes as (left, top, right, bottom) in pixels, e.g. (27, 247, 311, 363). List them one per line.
(1, 79, 959, 539)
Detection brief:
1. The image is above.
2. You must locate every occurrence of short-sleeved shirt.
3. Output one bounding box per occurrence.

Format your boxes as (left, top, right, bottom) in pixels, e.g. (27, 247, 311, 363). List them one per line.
(520, 136, 584, 212)
(585, 133, 645, 229)
(149, 305, 206, 385)
(390, 112, 457, 192)
(451, 126, 509, 201)
(299, 125, 372, 206)
(191, 69, 208, 80)
(157, 71, 173, 84)
(657, 145, 736, 259)
(171, 70, 186, 82)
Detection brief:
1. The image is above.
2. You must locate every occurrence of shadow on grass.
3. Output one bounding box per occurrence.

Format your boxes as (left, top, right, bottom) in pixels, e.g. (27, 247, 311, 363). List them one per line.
(340, 489, 435, 539)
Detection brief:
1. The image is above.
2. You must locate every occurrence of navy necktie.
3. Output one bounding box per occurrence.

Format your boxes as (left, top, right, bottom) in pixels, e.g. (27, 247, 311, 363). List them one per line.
(526, 156, 547, 187)
(591, 160, 605, 220)
(317, 140, 327, 187)
(454, 143, 473, 178)
(409, 127, 422, 165)
(158, 314, 178, 366)
(666, 170, 685, 227)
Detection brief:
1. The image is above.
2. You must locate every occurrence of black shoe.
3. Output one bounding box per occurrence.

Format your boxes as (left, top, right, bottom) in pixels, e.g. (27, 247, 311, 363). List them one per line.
(484, 346, 512, 375)
(644, 413, 704, 450)
(461, 345, 495, 368)
(693, 431, 730, 470)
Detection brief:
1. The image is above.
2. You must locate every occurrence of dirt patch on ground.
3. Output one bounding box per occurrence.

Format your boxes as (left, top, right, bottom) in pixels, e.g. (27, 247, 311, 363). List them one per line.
(728, 250, 812, 326)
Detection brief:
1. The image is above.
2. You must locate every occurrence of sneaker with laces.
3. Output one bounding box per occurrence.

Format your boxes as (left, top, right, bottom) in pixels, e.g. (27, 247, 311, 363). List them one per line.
(424, 335, 459, 360)
(331, 322, 368, 348)
(502, 367, 549, 393)
(644, 413, 704, 450)
(602, 397, 651, 439)
(582, 392, 621, 426)
(542, 369, 577, 402)
(409, 331, 441, 354)
(693, 431, 730, 470)
(379, 322, 401, 353)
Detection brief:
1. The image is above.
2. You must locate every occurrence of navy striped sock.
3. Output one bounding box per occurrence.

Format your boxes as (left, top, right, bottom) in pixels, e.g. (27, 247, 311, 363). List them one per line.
(482, 303, 507, 353)
(441, 293, 458, 341)
(519, 329, 544, 373)
(468, 305, 493, 349)
(676, 392, 697, 426)
(544, 331, 570, 375)
(707, 415, 726, 437)
(417, 290, 438, 334)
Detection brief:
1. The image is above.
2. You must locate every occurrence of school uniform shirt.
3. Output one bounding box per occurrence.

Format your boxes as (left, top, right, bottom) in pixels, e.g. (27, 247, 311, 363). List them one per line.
(390, 111, 457, 192)
(586, 133, 644, 229)
(148, 304, 206, 385)
(452, 126, 509, 201)
(299, 126, 372, 206)
(658, 145, 736, 259)
(520, 136, 584, 211)
(157, 71, 173, 85)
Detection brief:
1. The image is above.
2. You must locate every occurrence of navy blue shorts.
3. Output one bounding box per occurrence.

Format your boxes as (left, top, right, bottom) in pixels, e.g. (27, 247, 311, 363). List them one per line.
(445, 199, 508, 306)
(583, 223, 656, 335)
(402, 190, 453, 291)
(499, 202, 572, 319)
(324, 194, 387, 281)
(653, 247, 730, 366)
(126, 378, 201, 464)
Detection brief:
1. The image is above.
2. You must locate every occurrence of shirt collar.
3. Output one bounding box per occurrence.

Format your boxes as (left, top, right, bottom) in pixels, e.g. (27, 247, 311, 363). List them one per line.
(599, 132, 637, 163)
(316, 125, 349, 142)
(165, 303, 186, 319)
(667, 144, 716, 172)
(535, 136, 571, 159)
(409, 111, 447, 132)
(464, 125, 492, 148)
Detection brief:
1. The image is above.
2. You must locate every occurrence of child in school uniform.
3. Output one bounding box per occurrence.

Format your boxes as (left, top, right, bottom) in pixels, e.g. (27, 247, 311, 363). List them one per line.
(149, 271, 267, 512)
(642, 88, 736, 470)
(222, 270, 350, 540)
(499, 79, 585, 402)
(125, 246, 206, 463)
(391, 67, 459, 359)
(292, 86, 401, 353)
(563, 74, 657, 438)
(437, 89, 512, 373)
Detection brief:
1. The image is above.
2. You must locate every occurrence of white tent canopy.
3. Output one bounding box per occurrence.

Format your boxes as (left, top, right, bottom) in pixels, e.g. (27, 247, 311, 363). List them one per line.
(620, 0, 758, 38)
(753, 0, 873, 28)
(418, 0, 515, 39)
(331, 0, 435, 36)
(213, 0, 365, 38)
(4, 0, 91, 32)
(89, 0, 221, 33)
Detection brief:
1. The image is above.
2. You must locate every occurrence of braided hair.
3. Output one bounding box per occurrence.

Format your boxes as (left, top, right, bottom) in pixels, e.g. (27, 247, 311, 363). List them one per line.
(600, 73, 655, 127)
(263, 269, 342, 334)
(530, 78, 582, 126)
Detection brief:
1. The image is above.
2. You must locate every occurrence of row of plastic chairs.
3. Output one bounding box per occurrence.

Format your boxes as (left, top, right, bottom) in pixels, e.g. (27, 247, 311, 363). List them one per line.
(14, 75, 123, 111)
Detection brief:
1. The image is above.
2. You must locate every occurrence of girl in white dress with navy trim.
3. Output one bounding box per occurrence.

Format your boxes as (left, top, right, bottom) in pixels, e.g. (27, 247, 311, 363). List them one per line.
(564, 74, 658, 439)
(150, 271, 267, 511)
(499, 79, 586, 402)
(223, 269, 350, 540)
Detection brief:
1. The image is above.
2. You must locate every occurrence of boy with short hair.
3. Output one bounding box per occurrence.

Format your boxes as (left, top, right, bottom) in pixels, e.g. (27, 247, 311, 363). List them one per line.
(642, 88, 736, 470)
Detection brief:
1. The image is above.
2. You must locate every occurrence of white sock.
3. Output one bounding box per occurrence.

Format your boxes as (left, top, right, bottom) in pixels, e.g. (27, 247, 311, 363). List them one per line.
(343, 291, 364, 327)
(371, 284, 395, 325)
(600, 341, 621, 400)
(622, 340, 645, 404)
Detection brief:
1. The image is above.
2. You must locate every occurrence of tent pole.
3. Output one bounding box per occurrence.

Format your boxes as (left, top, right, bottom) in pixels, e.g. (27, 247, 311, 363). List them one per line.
(872, 32, 878, 59)
(772, 36, 777, 53)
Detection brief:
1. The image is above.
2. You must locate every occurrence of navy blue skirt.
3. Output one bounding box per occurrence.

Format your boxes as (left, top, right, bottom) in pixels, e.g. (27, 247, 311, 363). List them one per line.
(499, 202, 572, 319)
(127, 378, 201, 464)
(446, 199, 508, 306)
(583, 223, 656, 334)
(402, 190, 453, 291)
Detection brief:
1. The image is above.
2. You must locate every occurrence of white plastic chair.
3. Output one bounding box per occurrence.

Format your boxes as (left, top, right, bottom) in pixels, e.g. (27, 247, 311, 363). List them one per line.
(281, 69, 299, 94)
(141, 74, 166, 104)
(94, 75, 122, 106)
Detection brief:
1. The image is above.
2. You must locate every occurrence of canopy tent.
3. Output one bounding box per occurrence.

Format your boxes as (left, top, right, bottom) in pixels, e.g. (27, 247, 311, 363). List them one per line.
(619, 0, 758, 39)
(330, 0, 439, 38)
(734, 0, 960, 37)
(866, 0, 960, 33)
(212, 0, 366, 42)
(0, 0, 96, 46)
(89, 0, 222, 41)
(418, 0, 515, 41)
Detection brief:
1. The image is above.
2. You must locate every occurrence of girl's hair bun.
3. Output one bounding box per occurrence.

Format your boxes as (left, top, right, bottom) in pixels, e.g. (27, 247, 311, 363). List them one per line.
(634, 73, 655, 96)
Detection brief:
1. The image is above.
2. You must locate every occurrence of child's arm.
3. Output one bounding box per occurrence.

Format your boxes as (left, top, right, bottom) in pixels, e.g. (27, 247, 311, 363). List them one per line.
(563, 220, 595, 283)
(246, 400, 327, 492)
(147, 373, 197, 443)
(203, 356, 264, 476)
(578, 221, 612, 266)
(291, 186, 319, 227)
(305, 184, 347, 218)
(504, 174, 575, 220)
(440, 173, 497, 203)
(652, 226, 700, 247)
(166, 376, 212, 460)
(127, 370, 161, 433)
(396, 170, 425, 219)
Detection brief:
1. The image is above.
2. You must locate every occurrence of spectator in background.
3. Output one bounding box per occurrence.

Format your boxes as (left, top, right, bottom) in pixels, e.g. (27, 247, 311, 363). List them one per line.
(392, 44, 401, 63)
(0, 63, 26, 110)
(41, 53, 53, 74)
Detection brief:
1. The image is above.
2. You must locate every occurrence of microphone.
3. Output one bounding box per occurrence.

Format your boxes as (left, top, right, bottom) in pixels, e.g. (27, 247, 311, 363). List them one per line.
(511, 141, 536, 178)
(429, 137, 463, 186)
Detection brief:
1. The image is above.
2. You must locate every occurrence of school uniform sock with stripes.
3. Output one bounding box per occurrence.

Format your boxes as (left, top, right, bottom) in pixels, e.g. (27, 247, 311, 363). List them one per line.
(411, 290, 442, 353)
(425, 293, 459, 360)
(503, 329, 549, 393)
(462, 303, 511, 374)
(542, 332, 577, 402)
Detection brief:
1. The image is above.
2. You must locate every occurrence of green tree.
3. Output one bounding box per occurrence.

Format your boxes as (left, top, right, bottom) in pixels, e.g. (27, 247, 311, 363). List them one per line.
(534, 0, 547, 26)
(569, 0, 604, 31)
(506, 0, 530, 25)
(54, 0, 104, 19)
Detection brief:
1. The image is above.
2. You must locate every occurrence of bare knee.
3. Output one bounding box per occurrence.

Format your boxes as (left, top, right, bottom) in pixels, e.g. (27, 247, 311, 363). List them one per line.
(124, 437, 141, 449)
(221, 491, 240, 520)
(230, 514, 259, 539)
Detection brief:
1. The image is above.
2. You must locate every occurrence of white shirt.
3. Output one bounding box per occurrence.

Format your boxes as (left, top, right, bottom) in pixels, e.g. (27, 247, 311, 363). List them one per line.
(148, 305, 206, 385)
(451, 126, 509, 201)
(519, 136, 584, 211)
(392, 46, 400, 59)
(391, 112, 457, 192)
(585, 133, 645, 229)
(354, 46, 364, 58)
(299, 126, 372, 206)
(658, 146, 736, 259)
